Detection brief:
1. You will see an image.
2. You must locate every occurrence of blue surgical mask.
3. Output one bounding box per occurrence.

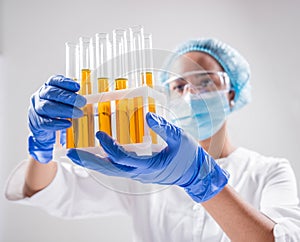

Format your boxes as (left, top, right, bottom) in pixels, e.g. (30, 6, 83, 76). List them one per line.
(171, 91, 230, 141)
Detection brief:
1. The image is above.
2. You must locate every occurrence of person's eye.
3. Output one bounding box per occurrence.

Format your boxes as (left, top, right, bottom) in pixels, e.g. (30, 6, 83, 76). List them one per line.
(173, 84, 186, 93)
(199, 79, 213, 88)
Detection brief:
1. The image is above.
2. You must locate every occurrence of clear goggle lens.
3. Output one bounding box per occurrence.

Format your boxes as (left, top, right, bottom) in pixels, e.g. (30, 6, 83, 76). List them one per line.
(166, 71, 230, 98)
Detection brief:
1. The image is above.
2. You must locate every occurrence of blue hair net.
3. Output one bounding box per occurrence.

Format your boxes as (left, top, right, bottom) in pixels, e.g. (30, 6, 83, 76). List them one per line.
(161, 38, 251, 112)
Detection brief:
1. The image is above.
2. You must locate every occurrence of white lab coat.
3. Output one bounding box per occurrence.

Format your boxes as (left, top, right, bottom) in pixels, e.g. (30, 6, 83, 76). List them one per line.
(5, 147, 300, 241)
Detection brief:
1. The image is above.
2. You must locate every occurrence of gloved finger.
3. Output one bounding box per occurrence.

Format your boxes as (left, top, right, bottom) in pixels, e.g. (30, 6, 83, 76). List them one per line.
(32, 96, 83, 119)
(47, 75, 81, 92)
(29, 113, 71, 131)
(39, 85, 86, 108)
(96, 131, 159, 169)
(146, 112, 182, 148)
(96, 131, 130, 161)
(66, 149, 134, 177)
(60, 129, 66, 146)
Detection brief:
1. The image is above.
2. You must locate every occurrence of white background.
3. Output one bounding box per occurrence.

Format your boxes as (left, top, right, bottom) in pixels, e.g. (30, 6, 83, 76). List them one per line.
(1, 0, 300, 241)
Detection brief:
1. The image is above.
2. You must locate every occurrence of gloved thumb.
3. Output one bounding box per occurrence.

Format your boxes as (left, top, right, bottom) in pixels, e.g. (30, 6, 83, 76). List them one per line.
(146, 112, 181, 147)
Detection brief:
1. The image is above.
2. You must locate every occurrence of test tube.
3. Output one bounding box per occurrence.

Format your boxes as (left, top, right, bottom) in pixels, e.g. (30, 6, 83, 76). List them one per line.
(130, 25, 145, 143)
(143, 33, 154, 86)
(73, 37, 95, 148)
(125, 28, 137, 143)
(113, 29, 130, 144)
(65, 42, 79, 148)
(96, 33, 112, 136)
(143, 33, 157, 143)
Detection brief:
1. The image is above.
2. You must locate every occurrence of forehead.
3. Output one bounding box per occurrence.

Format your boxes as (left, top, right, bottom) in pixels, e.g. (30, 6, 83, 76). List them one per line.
(170, 51, 224, 75)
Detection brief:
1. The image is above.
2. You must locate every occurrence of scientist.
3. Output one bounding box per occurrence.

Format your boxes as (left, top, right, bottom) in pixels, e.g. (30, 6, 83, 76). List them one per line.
(5, 38, 300, 242)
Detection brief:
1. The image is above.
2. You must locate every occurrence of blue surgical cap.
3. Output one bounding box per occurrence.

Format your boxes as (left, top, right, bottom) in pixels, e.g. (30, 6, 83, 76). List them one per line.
(161, 38, 251, 112)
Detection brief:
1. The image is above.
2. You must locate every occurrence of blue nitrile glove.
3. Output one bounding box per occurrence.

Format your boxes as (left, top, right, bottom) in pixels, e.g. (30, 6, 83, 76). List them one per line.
(67, 112, 229, 202)
(28, 75, 86, 163)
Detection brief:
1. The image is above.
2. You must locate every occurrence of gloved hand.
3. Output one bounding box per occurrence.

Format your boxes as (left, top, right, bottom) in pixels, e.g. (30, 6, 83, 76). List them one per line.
(67, 112, 229, 202)
(28, 75, 86, 164)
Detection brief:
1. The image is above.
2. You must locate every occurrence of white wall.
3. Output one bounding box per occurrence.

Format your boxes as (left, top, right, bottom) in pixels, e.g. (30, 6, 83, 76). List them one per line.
(0, 7, 2, 55)
(1, 0, 300, 241)
(0, 0, 3, 54)
(0, 55, 6, 241)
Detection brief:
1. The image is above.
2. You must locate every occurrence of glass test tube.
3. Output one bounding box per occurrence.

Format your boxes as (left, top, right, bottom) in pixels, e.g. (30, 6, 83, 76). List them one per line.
(113, 29, 130, 144)
(74, 37, 95, 148)
(65, 42, 79, 148)
(143, 33, 157, 143)
(125, 28, 138, 143)
(130, 25, 145, 143)
(96, 33, 112, 136)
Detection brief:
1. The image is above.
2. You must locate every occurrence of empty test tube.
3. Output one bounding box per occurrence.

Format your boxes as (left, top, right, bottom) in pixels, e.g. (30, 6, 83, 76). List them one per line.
(65, 42, 79, 148)
(96, 33, 112, 136)
(113, 29, 130, 144)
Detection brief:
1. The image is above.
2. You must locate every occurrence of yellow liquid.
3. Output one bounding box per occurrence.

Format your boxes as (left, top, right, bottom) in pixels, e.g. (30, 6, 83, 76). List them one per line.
(128, 98, 137, 143)
(142, 72, 157, 144)
(98, 78, 112, 136)
(148, 97, 157, 144)
(66, 78, 78, 148)
(115, 78, 130, 144)
(66, 119, 75, 148)
(72, 69, 95, 148)
(134, 96, 144, 143)
(73, 114, 89, 147)
(86, 103, 95, 147)
(80, 69, 92, 95)
(142, 71, 154, 87)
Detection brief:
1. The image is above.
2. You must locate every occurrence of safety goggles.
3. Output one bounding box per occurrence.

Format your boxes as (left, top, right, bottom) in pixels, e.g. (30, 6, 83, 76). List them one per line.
(166, 71, 231, 98)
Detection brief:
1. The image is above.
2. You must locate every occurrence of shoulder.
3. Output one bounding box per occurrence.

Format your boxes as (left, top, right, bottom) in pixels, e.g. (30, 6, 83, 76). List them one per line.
(219, 147, 295, 186)
(224, 147, 290, 170)
(219, 148, 298, 206)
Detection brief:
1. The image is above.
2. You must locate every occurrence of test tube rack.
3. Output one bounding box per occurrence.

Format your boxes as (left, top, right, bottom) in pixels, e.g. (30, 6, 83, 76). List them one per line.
(58, 26, 167, 158)
(54, 84, 167, 158)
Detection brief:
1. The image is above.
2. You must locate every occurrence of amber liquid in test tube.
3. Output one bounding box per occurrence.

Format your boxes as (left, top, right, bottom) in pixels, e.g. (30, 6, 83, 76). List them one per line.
(96, 33, 112, 136)
(80, 68, 95, 147)
(65, 42, 79, 148)
(113, 29, 130, 144)
(115, 78, 130, 144)
(72, 37, 95, 148)
(143, 33, 157, 144)
(125, 29, 137, 143)
(130, 25, 145, 143)
(134, 95, 144, 143)
(142, 72, 157, 144)
(98, 78, 111, 135)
